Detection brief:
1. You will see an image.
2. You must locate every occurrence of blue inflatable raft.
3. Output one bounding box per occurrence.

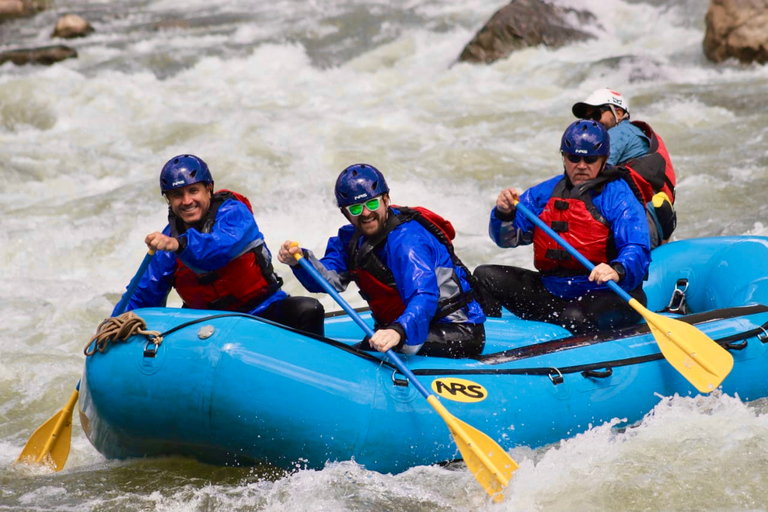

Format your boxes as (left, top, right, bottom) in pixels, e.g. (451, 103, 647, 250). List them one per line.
(79, 236, 768, 473)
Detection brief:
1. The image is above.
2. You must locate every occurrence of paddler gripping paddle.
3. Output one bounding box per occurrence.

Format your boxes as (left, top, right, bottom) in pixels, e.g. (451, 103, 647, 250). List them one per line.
(292, 246, 517, 502)
(512, 199, 733, 393)
(16, 250, 155, 471)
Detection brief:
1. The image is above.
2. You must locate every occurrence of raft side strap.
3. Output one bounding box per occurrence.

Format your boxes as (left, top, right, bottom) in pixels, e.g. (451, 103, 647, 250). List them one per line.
(120, 311, 768, 380)
(477, 305, 768, 366)
(411, 353, 663, 379)
(411, 320, 768, 379)
(151, 312, 394, 367)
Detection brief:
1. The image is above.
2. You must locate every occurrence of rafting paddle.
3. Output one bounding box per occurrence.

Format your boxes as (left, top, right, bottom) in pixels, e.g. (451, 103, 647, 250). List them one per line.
(16, 250, 155, 471)
(293, 249, 518, 502)
(512, 200, 734, 392)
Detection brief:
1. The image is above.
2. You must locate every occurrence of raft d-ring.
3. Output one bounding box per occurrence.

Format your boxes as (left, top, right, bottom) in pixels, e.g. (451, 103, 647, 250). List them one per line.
(548, 367, 564, 386)
(143, 339, 160, 358)
(392, 369, 409, 387)
(758, 326, 768, 343)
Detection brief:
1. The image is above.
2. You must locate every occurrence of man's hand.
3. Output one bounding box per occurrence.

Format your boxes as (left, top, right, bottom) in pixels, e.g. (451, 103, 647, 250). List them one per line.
(277, 240, 301, 266)
(145, 232, 179, 252)
(589, 262, 620, 284)
(369, 328, 402, 353)
(496, 187, 521, 214)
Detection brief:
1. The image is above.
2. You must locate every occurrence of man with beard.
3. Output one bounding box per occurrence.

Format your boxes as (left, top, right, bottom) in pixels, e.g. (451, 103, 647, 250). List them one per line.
(278, 163, 485, 358)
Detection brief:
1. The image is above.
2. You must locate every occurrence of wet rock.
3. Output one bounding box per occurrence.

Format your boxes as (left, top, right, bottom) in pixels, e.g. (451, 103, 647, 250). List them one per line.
(51, 14, 94, 39)
(0, 45, 77, 66)
(458, 0, 598, 64)
(0, 0, 49, 21)
(704, 0, 768, 65)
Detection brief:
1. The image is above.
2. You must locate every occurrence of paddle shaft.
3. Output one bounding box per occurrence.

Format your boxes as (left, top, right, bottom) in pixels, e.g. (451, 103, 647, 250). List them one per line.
(295, 256, 432, 398)
(513, 201, 632, 302)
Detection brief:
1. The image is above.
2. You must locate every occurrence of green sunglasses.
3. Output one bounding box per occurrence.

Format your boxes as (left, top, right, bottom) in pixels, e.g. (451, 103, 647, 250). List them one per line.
(345, 197, 382, 216)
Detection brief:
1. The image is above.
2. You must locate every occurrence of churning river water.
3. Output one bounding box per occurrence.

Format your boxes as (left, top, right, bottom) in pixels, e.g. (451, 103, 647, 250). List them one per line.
(2, 0, 768, 510)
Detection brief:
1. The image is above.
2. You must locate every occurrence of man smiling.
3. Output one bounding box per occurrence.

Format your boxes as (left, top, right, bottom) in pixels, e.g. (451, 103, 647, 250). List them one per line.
(278, 163, 486, 358)
(473, 121, 651, 335)
(113, 154, 325, 335)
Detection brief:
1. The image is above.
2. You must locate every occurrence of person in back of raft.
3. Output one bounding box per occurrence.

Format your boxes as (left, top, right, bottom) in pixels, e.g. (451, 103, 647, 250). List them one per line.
(473, 120, 651, 335)
(276, 163, 486, 358)
(112, 154, 325, 336)
(572, 88, 677, 248)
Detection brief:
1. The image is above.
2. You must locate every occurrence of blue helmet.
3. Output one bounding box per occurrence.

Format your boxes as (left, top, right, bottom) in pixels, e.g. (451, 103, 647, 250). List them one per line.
(334, 163, 389, 207)
(560, 120, 610, 158)
(159, 154, 213, 194)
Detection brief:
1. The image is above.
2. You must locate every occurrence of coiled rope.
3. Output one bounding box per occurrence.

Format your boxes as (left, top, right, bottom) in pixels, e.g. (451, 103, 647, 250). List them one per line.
(84, 311, 163, 356)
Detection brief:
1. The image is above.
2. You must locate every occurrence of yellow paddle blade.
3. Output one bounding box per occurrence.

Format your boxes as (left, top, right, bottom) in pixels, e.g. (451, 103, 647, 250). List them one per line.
(428, 396, 518, 502)
(628, 299, 734, 393)
(16, 389, 78, 472)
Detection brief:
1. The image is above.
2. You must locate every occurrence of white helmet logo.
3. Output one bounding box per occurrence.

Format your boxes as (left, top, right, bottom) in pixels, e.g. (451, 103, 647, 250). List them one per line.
(172, 179, 186, 187)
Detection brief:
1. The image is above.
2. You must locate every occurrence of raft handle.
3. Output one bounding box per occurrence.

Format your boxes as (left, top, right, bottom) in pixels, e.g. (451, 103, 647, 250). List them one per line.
(548, 367, 564, 385)
(758, 326, 768, 343)
(724, 339, 748, 351)
(581, 367, 613, 379)
(391, 370, 409, 387)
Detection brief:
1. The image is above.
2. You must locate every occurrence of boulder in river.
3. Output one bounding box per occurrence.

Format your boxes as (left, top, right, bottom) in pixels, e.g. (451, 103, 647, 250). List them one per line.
(458, 0, 599, 64)
(0, 44, 77, 66)
(703, 0, 768, 65)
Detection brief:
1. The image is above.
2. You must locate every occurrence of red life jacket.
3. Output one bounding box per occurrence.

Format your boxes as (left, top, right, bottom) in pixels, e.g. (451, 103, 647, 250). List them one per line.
(171, 190, 282, 311)
(533, 178, 619, 273)
(624, 120, 676, 202)
(348, 206, 473, 326)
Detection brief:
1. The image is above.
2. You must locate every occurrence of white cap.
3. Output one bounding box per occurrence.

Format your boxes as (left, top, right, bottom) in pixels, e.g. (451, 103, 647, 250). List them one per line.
(572, 88, 630, 119)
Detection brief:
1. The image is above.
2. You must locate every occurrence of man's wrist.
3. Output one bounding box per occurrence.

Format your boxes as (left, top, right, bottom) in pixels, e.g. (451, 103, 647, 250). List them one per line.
(610, 262, 626, 281)
(495, 206, 516, 222)
(175, 235, 187, 253)
(387, 323, 407, 349)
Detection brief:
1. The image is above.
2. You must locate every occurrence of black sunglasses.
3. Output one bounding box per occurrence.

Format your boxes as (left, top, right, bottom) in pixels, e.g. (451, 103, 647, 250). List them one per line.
(590, 105, 615, 120)
(564, 153, 601, 164)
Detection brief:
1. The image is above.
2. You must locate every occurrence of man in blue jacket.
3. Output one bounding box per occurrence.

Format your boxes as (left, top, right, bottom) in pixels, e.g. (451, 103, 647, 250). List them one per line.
(113, 154, 325, 335)
(277, 163, 486, 358)
(474, 121, 651, 335)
